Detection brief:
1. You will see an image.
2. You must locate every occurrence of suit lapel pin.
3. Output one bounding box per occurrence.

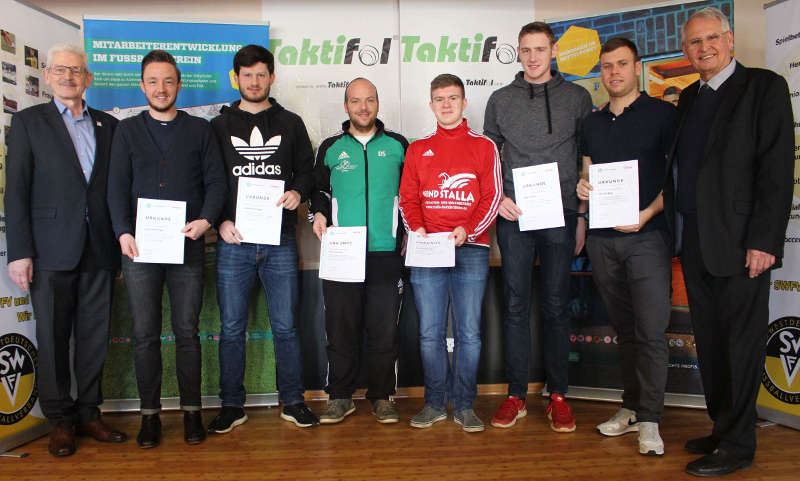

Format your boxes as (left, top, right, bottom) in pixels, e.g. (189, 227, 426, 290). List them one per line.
(96, 121, 102, 126)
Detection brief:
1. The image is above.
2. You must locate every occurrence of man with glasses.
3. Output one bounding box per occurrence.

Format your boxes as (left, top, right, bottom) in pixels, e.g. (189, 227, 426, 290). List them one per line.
(663, 7, 794, 477)
(6, 44, 126, 456)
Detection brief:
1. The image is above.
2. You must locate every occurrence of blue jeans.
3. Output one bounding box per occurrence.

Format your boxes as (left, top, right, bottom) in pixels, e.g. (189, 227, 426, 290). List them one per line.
(216, 233, 304, 407)
(496, 212, 576, 398)
(410, 246, 489, 412)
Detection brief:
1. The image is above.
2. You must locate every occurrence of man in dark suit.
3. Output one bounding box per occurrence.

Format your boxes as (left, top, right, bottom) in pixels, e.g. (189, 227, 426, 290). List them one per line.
(663, 8, 795, 477)
(5, 44, 126, 456)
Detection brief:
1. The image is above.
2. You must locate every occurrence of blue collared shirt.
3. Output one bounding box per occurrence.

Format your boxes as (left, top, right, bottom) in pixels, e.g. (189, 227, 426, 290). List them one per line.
(699, 57, 736, 91)
(54, 97, 96, 182)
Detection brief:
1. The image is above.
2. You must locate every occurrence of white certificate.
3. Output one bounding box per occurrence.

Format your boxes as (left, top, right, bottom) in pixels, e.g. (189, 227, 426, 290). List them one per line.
(235, 177, 284, 245)
(318, 226, 367, 283)
(588, 160, 640, 229)
(512, 163, 565, 231)
(134, 198, 186, 264)
(405, 231, 455, 268)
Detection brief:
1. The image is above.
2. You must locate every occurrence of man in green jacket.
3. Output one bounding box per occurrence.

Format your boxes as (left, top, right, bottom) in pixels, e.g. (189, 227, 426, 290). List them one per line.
(311, 77, 408, 424)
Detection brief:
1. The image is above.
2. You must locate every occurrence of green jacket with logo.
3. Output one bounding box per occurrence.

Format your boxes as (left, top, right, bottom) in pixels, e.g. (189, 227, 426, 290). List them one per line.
(312, 119, 408, 253)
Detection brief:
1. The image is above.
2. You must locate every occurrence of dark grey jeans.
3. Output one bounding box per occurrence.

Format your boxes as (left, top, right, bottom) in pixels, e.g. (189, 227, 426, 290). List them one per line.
(121, 245, 204, 413)
(585, 230, 671, 422)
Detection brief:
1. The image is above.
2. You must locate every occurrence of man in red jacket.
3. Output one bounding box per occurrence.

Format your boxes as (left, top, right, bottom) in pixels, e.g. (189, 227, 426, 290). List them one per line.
(399, 74, 501, 432)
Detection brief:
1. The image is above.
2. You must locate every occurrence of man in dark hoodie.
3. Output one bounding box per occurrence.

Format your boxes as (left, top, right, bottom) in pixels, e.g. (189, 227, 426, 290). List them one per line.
(206, 44, 318, 433)
(484, 22, 592, 432)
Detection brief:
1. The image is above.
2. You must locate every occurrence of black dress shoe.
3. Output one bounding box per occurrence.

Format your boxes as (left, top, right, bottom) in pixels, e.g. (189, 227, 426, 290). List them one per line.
(184, 411, 206, 445)
(685, 435, 720, 455)
(136, 414, 161, 449)
(685, 449, 753, 477)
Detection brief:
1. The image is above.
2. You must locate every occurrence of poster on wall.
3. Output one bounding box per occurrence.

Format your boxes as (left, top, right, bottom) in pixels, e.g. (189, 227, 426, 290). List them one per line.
(0, 0, 81, 453)
(548, 0, 734, 402)
(83, 17, 269, 120)
(758, 0, 800, 430)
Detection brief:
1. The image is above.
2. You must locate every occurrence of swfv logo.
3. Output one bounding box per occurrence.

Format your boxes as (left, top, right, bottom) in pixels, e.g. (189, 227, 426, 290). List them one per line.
(762, 317, 800, 404)
(0, 333, 38, 425)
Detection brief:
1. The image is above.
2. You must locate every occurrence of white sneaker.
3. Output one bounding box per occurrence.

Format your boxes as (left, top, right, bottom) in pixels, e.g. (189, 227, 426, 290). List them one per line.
(596, 407, 638, 436)
(638, 422, 664, 456)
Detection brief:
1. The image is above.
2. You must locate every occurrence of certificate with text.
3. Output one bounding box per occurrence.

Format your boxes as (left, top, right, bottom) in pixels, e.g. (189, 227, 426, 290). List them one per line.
(134, 198, 186, 264)
(405, 231, 455, 268)
(318, 226, 367, 283)
(235, 177, 284, 245)
(588, 160, 640, 229)
(513, 163, 565, 231)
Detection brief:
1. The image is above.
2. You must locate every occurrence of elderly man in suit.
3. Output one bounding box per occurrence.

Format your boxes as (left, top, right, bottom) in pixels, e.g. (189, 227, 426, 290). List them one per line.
(5, 44, 126, 457)
(663, 7, 795, 477)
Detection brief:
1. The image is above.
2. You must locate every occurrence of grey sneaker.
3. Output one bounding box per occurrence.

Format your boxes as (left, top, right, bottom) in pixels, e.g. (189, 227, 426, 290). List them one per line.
(319, 398, 355, 424)
(409, 405, 447, 428)
(638, 422, 664, 456)
(453, 409, 485, 433)
(372, 399, 400, 424)
(597, 407, 638, 436)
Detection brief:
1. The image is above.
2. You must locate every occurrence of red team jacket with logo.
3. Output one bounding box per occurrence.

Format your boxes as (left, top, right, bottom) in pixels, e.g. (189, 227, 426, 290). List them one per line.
(399, 120, 501, 247)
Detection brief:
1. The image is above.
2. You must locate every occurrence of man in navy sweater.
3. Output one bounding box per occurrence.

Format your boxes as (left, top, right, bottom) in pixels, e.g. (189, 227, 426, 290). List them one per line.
(108, 50, 227, 449)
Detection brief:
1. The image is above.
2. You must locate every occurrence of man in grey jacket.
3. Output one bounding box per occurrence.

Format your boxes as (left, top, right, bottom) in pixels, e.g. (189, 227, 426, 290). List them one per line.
(484, 21, 592, 432)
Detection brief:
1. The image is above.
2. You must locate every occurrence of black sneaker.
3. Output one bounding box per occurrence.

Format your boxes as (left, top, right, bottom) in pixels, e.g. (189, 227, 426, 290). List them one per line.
(208, 406, 248, 434)
(280, 403, 320, 428)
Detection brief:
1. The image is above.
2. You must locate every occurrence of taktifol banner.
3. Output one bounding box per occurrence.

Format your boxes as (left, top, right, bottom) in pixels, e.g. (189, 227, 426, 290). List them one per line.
(758, 0, 800, 431)
(265, 0, 401, 148)
(397, 0, 527, 141)
(1, 0, 81, 452)
(83, 17, 269, 120)
(263, 0, 531, 146)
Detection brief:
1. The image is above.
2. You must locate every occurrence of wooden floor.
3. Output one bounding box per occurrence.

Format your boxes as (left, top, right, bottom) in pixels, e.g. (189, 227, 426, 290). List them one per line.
(4, 396, 799, 481)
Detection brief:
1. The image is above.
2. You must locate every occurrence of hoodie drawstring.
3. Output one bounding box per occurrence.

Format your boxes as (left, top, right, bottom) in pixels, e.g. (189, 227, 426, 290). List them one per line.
(529, 82, 534, 100)
(544, 83, 552, 134)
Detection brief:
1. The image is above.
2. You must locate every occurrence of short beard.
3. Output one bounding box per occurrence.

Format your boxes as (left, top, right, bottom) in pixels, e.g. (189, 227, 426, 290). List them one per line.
(240, 86, 269, 104)
(148, 99, 176, 113)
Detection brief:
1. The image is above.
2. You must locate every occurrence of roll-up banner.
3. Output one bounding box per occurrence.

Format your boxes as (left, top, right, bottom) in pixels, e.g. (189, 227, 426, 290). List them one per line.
(81, 18, 276, 410)
(1, 0, 82, 454)
(546, 0, 733, 405)
(758, 0, 800, 430)
(83, 17, 269, 120)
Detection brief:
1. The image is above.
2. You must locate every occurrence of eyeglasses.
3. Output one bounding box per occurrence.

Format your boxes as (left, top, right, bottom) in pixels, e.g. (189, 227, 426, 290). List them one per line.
(48, 65, 86, 76)
(686, 31, 729, 48)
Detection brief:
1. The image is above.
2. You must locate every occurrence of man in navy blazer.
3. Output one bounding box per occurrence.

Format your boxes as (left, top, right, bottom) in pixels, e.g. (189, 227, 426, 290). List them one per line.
(663, 8, 794, 477)
(5, 44, 126, 457)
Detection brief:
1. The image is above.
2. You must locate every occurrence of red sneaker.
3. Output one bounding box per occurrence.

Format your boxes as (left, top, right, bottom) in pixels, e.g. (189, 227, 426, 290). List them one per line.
(545, 393, 576, 432)
(491, 396, 527, 428)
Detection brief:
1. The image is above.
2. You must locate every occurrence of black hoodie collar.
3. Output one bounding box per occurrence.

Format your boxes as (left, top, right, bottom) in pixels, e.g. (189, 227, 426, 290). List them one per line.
(219, 97, 285, 118)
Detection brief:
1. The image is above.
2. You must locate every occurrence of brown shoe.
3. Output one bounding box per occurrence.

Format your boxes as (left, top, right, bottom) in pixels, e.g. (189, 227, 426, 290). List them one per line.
(48, 422, 76, 457)
(76, 419, 127, 443)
